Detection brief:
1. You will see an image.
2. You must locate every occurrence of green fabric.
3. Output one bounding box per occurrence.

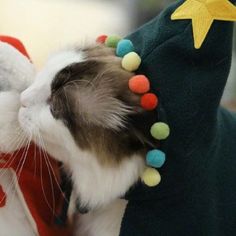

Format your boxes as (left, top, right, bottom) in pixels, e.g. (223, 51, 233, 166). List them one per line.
(121, 0, 236, 235)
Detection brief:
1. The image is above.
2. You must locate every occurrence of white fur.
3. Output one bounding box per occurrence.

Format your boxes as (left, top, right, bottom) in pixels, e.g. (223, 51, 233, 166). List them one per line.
(0, 170, 36, 236)
(19, 100, 144, 209)
(0, 42, 36, 153)
(0, 91, 27, 153)
(20, 50, 84, 107)
(0, 42, 37, 235)
(77, 199, 127, 236)
(0, 42, 35, 92)
(19, 49, 145, 235)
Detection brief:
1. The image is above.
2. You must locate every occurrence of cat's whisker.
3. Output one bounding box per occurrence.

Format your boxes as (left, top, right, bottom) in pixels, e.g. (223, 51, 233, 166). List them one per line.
(36, 133, 56, 219)
(32, 139, 37, 178)
(6, 137, 32, 207)
(0, 135, 28, 179)
(15, 136, 32, 183)
(0, 137, 31, 207)
(1, 134, 28, 158)
(37, 132, 69, 204)
(35, 133, 56, 218)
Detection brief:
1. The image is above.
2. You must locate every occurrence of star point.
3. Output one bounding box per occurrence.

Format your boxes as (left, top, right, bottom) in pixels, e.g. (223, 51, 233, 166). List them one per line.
(171, 0, 236, 49)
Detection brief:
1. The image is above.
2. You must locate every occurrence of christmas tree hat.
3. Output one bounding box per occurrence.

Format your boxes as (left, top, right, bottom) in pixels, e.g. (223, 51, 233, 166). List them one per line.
(112, 0, 236, 235)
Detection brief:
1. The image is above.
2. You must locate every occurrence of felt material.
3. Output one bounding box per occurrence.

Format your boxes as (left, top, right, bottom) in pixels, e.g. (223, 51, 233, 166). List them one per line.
(150, 122, 170, 140)
(146, 150, 166, 168)
(105, 35, 121, 48)
(122, 52, 141, 72)
(116, 39, 135, 57)
(0, 36, 71, 235)
(171, 0, 236, 49)
(0, 36, 30, 59)
(0, 145, 71, 236)
(140, 93, 158, 111)
(120, 0, 236, 235)
(96, 35, 108, 44)
(129, 75, 150, 94)
(141, 168, 161, 187)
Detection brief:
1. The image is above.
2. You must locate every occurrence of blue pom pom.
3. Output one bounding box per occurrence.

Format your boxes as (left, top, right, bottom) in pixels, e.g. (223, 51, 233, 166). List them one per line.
(116, 39, 135, 57)
(146, 149, 166, 168)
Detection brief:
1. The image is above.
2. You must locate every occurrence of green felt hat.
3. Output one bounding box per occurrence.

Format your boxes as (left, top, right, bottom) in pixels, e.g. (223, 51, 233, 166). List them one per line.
(118, 0, 236, 235)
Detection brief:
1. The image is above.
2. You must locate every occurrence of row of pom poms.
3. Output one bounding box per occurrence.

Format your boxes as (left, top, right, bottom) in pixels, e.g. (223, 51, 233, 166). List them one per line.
(96, 35, 170, 187)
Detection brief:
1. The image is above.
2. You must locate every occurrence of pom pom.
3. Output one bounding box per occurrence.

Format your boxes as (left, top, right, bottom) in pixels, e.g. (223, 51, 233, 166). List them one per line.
(129, 75, 150, 94)
(122, 52, 141, 72)
(146, 149, 166, 168)
(141, 93, 158, 110)
(150, 122, 170, 140)
(105, 35, 122, 48)
(116, 39, 135, 57)
(141, 168, 161, 187)
(96, 35, 108, 44)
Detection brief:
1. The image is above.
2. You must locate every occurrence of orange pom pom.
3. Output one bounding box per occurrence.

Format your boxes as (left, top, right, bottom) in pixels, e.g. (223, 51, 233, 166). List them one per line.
(96, 35, 108, 44)
(129, 75, 150, 94)
(141, 93, 158, 111)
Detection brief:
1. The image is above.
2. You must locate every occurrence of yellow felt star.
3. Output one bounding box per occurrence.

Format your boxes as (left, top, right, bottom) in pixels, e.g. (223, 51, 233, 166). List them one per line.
(171, 0, 236, 49)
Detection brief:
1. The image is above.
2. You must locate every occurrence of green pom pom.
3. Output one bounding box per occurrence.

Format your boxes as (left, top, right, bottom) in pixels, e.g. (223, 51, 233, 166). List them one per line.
(105, 35, 122, 48)
(150, 122, 170, 140)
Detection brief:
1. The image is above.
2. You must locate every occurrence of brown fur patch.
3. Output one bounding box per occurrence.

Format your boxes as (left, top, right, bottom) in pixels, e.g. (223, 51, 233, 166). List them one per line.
(50, 44, 158, 166)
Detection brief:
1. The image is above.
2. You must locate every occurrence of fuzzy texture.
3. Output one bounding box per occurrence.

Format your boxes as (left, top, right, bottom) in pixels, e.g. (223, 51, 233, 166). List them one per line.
(0, 41, 36, 235)
(0, 42, 35, 92)
(77, 199, 127, 236)
(120, 0, 236, 235)
(17, 1, 236, 235)
(0, 42, 35, 153)
(0, 170, 35, 236)
(18, 44, 160, 235)
(0, 40, 71, 236)
(18, 44, 149, 202)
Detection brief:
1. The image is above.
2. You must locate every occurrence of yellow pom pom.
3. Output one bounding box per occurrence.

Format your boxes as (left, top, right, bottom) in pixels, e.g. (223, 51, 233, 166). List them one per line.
(121, 52, 141, 72)
(141, 168, 161, 187)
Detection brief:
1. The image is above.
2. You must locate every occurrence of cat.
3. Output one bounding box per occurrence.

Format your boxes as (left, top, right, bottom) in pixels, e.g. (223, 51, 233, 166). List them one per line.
(18, 43, 158, 236)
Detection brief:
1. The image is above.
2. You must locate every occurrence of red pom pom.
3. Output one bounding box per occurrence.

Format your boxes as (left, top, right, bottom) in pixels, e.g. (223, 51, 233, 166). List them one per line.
(0, 185, 6, 207)
(96, 35, 108, 44)
(141, 93, 158, 111)
(0, 36, 30, 59)
(129, 75, 150, 94)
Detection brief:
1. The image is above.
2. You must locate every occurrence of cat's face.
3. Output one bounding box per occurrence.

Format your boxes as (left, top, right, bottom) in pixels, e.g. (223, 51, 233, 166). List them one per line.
(18, 44, 158, 210)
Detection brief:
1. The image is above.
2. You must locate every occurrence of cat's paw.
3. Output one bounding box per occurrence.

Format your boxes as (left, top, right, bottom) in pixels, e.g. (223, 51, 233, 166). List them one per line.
(0, 42, 36, 92)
